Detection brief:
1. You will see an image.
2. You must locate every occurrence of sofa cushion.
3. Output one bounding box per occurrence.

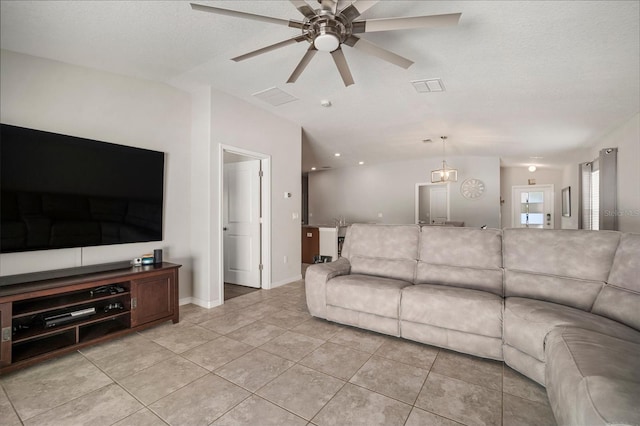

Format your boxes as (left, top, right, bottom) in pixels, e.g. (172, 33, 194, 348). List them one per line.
(344, 224, 419, 282)
(592, 233, 640, 331)
(401, 284, 503, 338)
(503, 229, 620, 309)
(417, 227, 503, 295)
(504, 297, 640, 362)
(327, 274, 411, 319)
(545, 327, 640, 426)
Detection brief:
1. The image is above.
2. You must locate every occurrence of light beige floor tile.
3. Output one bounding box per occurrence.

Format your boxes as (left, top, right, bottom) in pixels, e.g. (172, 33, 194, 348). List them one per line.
(503, 393, 557, 426)
(431, 349, 503, 391)
(181, 336, 253, 371)
(405, 407, 464, 426)
(262, 309, 312, 329)
(257, 364, 344, 420)
(312, 383, 411, 426)
(179, 303, 212, 324)
(227, 321, 287, 347)
(199, 310, 262, 334)
(415, 372, 502, 426)
(0, 386, 21, 426)
(259, 331, 324, 362)
(291, 318, 344, 341)
(350, 355, 429, 404)
(215, 349, 294, 392)
(23, 383, 142, 426)
(118, 356, 208, 405)
(149, 374, 250, 425)
(235, 302, 282, 319)
(212, 394, 307, 426)
(328, 327, 388, 353)
(80, 333, 150, 361)
(374, 337, 439, 369)
(299, 342, 371, 380)
(86, 339, 175, 380)
(112, 408, 167, 426)
(503, 366, 549, 404)
(1, 352, 113, 420)
(138, 321, 220, 353)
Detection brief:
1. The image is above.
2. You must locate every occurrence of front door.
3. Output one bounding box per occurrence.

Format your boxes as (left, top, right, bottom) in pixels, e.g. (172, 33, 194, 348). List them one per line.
(223, 160, 261, 288)
(429, 185, 449, 224)
(512, 185, 555, 229)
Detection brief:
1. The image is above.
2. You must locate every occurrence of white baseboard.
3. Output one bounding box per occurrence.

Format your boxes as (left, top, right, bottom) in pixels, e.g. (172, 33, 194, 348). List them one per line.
(179, 297, 222, 309)
(269, 274, 303, 289)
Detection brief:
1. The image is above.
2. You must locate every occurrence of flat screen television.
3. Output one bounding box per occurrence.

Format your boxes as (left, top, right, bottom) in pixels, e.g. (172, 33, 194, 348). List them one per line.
(1, 124, 165, 253)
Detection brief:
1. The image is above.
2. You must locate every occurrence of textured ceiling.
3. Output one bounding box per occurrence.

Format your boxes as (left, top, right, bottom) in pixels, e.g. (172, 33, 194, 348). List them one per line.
(1, 1, 639, 172)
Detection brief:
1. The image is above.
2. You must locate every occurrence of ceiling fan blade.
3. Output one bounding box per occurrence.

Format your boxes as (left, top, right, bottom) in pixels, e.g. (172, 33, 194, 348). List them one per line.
(232, 34, 308, 62)
(289, 0, 315, 18)
(344, 35, 413, 69)
(353, 13, 462, 33)
(340, 1, 379, 22)
(320, 0, 338, 14)
(190, 3, 301, 28)
(287, 46, 318, 83)
(331, 47, 355, 87)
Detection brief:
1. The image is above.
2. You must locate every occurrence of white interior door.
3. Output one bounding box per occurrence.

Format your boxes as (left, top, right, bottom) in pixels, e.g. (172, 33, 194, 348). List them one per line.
(512, 185, 554, 229)
(223, 160, 261, 288)
(429, 185, 449, 224)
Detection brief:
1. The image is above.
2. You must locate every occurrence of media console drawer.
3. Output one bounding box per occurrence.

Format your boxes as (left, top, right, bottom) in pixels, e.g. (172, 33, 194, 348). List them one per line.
(0, 262, 180, 374)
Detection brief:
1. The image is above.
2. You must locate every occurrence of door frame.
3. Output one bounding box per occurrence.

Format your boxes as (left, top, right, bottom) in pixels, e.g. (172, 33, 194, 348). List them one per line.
(415, 182, 450, 224)
(218, 144, 272, 304)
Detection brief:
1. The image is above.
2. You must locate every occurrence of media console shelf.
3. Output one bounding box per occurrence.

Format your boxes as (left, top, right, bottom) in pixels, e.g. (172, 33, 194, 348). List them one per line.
(0, 262, 180, 374)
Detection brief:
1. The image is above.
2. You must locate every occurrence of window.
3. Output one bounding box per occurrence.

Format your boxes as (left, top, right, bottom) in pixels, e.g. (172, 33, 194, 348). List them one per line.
(579, 148, 617, 230)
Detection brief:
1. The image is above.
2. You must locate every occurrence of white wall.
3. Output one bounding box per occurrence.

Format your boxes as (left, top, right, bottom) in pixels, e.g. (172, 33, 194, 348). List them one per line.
(560, 113, 640, 232)
(0, 49, 193, 297)
(186, 89, 302, 307)
(500, 167, 564, 229)
(309, 156, 501, 229)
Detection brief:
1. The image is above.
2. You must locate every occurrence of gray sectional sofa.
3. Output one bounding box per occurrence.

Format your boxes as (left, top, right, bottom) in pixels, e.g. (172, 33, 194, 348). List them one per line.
(305, 224, 640, 426)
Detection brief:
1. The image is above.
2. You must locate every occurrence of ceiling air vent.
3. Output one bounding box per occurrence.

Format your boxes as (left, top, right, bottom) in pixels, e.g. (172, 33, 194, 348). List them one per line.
(411, 78, 445, 93)
(252, 87, 298, 106)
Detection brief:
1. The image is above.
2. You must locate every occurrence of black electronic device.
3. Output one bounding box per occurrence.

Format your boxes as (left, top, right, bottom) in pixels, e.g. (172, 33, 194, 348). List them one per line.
(90, 285, 125, 297)
(43, 307, 96, 328)
(103, 302, 124, 313)
(0, 123, 165, 255)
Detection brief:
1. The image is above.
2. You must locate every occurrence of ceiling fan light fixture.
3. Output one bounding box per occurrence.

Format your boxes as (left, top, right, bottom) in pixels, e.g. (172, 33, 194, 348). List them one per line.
(314, 32, 340, 52)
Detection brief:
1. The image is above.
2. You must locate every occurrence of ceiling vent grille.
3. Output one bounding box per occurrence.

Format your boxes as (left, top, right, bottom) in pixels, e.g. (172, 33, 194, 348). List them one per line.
(252, 87, 298, 106)
(411, 78, 446, 93)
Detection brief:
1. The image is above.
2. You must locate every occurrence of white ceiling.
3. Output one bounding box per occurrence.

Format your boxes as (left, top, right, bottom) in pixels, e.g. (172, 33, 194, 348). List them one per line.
(1, 1, 639, 172)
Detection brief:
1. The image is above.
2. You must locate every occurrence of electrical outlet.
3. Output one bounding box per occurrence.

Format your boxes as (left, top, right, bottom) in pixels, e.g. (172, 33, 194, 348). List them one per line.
(284, 255, 288, 264)
(378, 212, 383, 218)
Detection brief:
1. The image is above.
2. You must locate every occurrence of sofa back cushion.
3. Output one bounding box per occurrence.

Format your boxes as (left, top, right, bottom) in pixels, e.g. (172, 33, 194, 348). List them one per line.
(416, 227, 504, 295)
(343, 224, 419, 282)
(592, 233, 640, 331)
(503, 229, 621, 311)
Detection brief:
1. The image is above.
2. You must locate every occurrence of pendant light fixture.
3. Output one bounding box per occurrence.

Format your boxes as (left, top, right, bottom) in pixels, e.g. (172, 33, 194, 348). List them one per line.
(431, 136, 458, 183)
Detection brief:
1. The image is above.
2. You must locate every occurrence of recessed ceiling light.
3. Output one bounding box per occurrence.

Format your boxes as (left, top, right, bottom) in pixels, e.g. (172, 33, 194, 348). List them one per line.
(311, 167, 316, 171)
(358, 161, 364, 165)
(334, 153, 341, 157)
(320, 99, 332, 107)
(528, 165, 537, 172)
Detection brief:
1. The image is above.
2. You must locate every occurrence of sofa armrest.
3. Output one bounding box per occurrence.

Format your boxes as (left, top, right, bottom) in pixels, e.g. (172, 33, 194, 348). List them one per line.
(305, 257, 351, 319)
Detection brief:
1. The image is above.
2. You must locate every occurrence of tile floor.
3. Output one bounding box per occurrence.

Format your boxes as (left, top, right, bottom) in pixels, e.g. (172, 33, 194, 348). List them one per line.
(224, 283, 259, 301)
(0, 280, 557, 426)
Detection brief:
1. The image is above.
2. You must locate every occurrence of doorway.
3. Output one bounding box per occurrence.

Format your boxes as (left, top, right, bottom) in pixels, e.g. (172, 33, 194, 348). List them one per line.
(415, 182, 450, 224)
(512, 185, 555, 229)
(219, 145, 271, 304)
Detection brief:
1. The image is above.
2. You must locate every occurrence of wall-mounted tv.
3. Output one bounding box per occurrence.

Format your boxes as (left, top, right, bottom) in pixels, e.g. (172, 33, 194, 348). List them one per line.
(1, 124, 165, 253)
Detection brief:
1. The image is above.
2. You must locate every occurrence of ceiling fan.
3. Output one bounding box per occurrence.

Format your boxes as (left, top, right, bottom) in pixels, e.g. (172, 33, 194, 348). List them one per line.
(190, 0, 461, 86)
